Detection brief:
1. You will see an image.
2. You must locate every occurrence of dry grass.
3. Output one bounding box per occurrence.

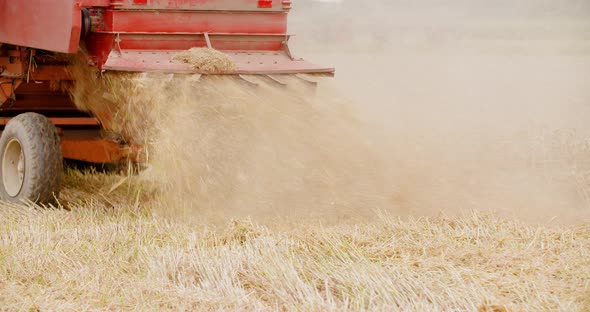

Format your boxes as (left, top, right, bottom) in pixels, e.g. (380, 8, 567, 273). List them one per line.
(172, 48, 237, 73)
(0, 171, 588, 311)
(67, 61, 156, 147)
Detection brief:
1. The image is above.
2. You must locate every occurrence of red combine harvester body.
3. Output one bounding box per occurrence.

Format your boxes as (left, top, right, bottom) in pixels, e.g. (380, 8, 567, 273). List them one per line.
(0, 0, 333, 204)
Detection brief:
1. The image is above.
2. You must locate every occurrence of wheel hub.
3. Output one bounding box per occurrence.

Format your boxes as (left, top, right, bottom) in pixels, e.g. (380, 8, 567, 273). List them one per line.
(2, 139, 25, 197)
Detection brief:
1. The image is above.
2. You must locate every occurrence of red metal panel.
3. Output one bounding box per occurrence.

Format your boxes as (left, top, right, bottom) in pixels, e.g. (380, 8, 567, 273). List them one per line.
(0, 0, 82, 53)
(103, 50, 335, 75)
(84, 33, 116, 67)
(116, 34, 285, 51)
(86, 8, 290, 64)
(103, 10, 287, 34)
(79, 0, 111, 6)
(109, 0, 289, 11)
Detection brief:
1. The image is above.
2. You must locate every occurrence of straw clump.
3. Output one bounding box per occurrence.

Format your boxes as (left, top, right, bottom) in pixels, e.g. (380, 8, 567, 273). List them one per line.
(68, 59, 158, 148)
(172, 47, 237, 73)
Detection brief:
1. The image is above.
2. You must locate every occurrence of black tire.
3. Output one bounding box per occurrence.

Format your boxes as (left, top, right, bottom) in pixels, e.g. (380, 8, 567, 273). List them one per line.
(0, 113, 63, 204)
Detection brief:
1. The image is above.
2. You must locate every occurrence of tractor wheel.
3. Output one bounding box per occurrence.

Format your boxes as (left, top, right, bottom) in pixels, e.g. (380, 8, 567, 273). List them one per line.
(0, 113, 63, 204)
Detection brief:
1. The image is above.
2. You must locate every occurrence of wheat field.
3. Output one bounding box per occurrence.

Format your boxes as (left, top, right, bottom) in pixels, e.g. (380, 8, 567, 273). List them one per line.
(0, 170, 587, 311)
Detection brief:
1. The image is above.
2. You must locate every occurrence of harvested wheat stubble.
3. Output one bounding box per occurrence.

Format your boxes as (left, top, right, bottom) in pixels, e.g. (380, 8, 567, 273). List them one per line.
(172, 47, 237, 73)
(1, 174, 589, 311)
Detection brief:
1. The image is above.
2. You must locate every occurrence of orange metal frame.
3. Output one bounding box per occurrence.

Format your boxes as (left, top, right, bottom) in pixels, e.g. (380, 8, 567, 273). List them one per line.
(0, 116, 131, 164)
(61, 138, 130, 163)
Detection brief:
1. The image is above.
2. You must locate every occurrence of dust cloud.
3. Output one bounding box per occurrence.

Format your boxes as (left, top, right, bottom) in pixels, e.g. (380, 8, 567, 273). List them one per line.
(143, 76, 387, 223)
(70, 69, 388, 224)
(289, 0, 590, 222)
(72, 0, 590, 224)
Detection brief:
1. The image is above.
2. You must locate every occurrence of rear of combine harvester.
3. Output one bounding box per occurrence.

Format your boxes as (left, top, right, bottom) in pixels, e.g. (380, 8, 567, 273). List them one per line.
(0, 0, 333, 204)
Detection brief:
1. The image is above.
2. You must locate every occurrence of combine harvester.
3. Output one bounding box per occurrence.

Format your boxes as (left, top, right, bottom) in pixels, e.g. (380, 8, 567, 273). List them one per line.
(0, 0, 333, 204)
